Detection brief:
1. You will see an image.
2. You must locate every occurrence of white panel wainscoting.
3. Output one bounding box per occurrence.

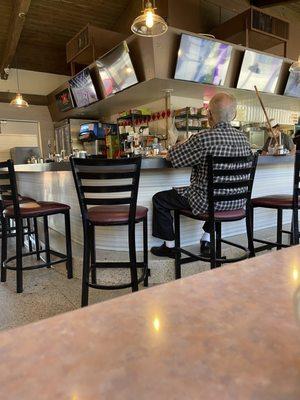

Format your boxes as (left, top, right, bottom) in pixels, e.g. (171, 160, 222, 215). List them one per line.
(16, 161, 295, 251)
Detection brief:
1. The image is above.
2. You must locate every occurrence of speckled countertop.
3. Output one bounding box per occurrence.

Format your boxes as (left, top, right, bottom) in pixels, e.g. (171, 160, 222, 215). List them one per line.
(0, 246, 300, 399)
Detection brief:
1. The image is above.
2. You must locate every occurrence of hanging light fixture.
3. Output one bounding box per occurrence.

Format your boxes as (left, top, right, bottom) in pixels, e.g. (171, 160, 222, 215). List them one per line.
(289, 55, 300, 73)
(131, 0, 168, 37)
(10, 64, 29, 108)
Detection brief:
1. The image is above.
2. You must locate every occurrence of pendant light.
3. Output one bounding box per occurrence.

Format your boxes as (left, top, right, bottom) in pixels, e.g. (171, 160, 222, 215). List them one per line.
(289, 55, 300, 73)
(10, 60, 29, 108)
(131, 0, 168, 37)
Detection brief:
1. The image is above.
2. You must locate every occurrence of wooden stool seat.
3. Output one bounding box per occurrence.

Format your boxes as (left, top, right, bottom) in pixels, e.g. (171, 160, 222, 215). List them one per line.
(87, 205, 148, 225)
(2, 196, 35, 207)
(252, 194, 300, 209)
(4, 201, 70, 218)
(179, 208, 246, 222)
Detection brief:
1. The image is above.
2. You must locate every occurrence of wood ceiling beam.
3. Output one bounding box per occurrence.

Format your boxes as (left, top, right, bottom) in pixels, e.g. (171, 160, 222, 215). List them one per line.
(0, 0, 31, 80)
(250, 0, 296, 8)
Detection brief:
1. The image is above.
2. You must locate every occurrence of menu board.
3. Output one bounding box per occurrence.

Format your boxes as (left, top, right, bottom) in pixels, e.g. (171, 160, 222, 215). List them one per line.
(237, 50, 283, 93)
(284, 70, 300, 98)
(174, 34, 232, 86)
(96, 41, 138, 98)
(69, 68, 98, 108)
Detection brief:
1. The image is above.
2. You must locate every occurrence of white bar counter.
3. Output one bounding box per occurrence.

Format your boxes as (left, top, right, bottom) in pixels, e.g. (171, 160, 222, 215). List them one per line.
(15, 155, 295, 251)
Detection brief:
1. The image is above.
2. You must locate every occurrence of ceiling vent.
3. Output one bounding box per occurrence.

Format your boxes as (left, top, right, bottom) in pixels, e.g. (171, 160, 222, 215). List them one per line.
(210, 6, 289, 57)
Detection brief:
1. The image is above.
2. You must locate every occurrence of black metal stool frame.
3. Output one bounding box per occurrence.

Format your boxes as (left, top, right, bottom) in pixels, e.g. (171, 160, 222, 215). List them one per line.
(174, 153, 258, 278)
(0, 160, 73, 293)
(70, 156, 149, 307)
(251, 151, 300, 253)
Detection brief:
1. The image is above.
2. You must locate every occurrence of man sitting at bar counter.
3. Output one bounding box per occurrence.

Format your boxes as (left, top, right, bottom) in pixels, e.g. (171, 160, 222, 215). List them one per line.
(261, 119, 295, 155)
(151, 92, 252, 258)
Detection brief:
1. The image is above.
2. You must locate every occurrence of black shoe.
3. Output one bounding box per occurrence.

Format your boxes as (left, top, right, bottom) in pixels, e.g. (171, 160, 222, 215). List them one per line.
(151, 243, 176, 259)
(200, 241, 210, 257)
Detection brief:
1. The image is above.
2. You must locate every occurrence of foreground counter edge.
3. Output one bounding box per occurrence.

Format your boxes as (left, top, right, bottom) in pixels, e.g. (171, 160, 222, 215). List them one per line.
(13, 155, 295, 172)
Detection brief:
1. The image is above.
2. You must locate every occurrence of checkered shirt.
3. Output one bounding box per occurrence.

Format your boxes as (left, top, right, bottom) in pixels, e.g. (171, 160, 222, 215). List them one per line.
(168, 122, 252, 215)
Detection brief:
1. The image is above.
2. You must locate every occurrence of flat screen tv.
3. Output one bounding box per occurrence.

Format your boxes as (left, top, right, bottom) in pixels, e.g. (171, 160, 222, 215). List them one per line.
(284, 70, 300, 98)
(96, 41, 138, 98)
(69, 68, 98, 108)
(174, 34, 232, 86)
(237, 50, 283, 93)
(55, 87, 74, 112)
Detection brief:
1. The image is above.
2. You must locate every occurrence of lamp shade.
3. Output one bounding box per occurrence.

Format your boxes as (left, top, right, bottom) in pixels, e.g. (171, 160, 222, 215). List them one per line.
(131, 7, 168, 37)
(10, 93, 29, 108)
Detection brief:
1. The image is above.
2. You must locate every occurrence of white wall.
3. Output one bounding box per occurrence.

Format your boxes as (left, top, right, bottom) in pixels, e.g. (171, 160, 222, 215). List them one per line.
(0, 69, 71, 156)
(0, 69, 69, 96)
(0, 103, 54, 157)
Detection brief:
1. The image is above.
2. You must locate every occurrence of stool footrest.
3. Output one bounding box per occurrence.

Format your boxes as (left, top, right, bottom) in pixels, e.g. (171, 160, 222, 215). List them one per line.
(88, 267, 148, 290)
(3, 249, 68, 271)
(92, 261, 146, 269)
(253, 238, 289, 253)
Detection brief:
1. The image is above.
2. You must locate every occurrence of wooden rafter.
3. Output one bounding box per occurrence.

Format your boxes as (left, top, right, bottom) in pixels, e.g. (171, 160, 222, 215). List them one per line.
(250, 0, 296, 8)
(0, 0, 31, 80)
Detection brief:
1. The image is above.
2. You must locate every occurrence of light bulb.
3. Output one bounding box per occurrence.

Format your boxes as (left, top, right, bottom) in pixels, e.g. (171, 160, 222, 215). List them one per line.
(145, 10, 154, 28)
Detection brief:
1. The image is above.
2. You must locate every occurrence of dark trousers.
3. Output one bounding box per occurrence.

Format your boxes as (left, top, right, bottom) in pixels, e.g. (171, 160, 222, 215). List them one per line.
(152, 189, 209, 241)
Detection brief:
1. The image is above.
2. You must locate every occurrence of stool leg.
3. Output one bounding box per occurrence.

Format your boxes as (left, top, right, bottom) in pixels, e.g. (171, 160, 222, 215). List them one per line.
(81, 224, 91, 307)
(33, 218, 41, 260)
(277, 209, 283, 250)
(215, 222, 222, 268)
(15, 218, 23, 293)
(43, 216, 51, 266)
(143, 217, 149, 287)
(64, 211, 73, 279)
(90, 225, 96, 284)
(128, 222, 138, 292)
(1, 217, 8, 282)
(209, 221, 216, 269)
(291, 208, 299, 245)
(246, 208, 255, 258)
(27, 218, 32, 253)
(21, 219, 25, 247)
(174, 210, 181, 279)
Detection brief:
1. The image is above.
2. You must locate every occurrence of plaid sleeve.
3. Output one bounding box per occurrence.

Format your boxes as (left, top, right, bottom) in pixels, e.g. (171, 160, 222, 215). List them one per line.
(168, 134, 203, 168)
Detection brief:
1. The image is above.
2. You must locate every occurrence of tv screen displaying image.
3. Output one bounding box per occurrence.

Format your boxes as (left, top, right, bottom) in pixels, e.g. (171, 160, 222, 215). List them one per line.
(55, 87, 74, 112)
(174, 34, 232, 86)
(284, 70, 300, 98)
(96, 41, 138, 98)
(69, 68, 98, 108)
(237, 50, 283, 93)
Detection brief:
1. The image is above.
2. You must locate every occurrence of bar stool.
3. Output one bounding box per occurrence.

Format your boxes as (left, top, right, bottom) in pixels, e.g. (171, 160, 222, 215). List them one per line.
(0, 160, 73, 293)
(174, 153, 258, 278)
(1, 195, 40, 256)
(251, 151, 300, 252)
(70, 156, 149, 307)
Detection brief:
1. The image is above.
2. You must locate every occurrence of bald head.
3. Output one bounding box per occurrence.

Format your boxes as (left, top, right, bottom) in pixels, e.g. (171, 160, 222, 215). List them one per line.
(208, 93, 237, 126)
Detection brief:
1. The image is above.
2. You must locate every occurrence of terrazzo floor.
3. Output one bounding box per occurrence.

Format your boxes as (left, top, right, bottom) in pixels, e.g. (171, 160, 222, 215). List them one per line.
(0, 224, 290, 331)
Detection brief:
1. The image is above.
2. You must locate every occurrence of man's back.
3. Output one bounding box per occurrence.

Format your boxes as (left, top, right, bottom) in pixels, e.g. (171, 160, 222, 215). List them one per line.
(169, 122, 252, 214)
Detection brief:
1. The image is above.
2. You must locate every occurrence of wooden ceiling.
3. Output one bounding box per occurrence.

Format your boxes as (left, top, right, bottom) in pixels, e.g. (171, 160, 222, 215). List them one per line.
(0, 0, 299, 78)
(0, 0, 131, 76)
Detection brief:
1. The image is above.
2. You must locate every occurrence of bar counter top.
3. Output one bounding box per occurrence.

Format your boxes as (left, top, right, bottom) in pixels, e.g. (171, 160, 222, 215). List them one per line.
(13, 154, 295, 172)
(0, 246, 300, 399)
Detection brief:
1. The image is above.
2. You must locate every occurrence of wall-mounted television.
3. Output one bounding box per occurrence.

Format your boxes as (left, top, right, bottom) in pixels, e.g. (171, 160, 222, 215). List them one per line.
(55, 87, 74, 112)
(284, 70, 300, 98)
(69, 68, 98, 108)
(174, 34, 232, 86)
(237, 50, 283, 93)
(96, 41, 138, 98)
